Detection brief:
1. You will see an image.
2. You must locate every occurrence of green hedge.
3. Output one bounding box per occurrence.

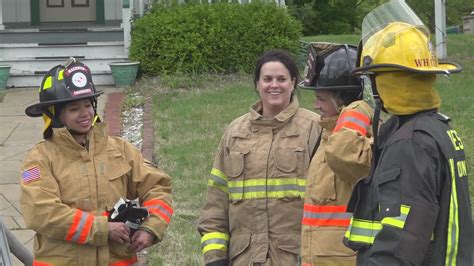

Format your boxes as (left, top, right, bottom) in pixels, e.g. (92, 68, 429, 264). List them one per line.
(129, 2, 302, 75)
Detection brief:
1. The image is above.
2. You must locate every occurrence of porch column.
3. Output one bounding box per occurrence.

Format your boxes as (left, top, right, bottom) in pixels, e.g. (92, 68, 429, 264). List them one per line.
(137, 0, 145, 17)
(122, 0, 132, 56)
(434, 0, 447, 59)
(0, 0, 5, 30)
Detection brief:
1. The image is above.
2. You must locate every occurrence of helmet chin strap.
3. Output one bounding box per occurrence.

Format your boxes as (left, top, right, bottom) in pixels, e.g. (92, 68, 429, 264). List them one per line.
(329, 95, 341, 115)
(44, 98, 100, 141)
(43, 107, 64, 128)
(366, 74, 382, 183)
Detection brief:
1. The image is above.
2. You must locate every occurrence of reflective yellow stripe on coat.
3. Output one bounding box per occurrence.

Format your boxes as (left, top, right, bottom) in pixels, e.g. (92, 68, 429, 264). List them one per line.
(208, 168, 228, 193)
(344, 205, 410, 245)
(228, 177, 306, 200)
(201, 232, 229, 254)
(207, 168, 306, 200)
(446, 158, 460, 265)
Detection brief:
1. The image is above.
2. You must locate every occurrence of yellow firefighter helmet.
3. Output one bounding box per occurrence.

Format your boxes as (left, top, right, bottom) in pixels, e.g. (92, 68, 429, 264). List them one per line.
(353, 0, 462, 75)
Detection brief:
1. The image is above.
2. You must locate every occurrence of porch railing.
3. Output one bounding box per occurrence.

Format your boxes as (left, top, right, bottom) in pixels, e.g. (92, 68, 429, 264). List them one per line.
(0, 218, 33, 266)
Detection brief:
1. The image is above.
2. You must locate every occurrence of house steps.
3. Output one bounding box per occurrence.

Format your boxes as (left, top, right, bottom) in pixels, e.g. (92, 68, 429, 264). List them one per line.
(0, 27, 126, 88)
(0, 27, 123, 44)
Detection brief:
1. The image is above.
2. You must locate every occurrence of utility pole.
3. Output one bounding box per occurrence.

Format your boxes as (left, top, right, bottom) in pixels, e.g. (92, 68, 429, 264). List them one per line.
(434, 0, 447, 59)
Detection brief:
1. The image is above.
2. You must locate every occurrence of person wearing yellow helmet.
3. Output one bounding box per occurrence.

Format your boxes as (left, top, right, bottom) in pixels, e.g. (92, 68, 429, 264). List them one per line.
(298, 42, 374, 266)
(20, 59, 173, 265)
(343, 1, 472, 265)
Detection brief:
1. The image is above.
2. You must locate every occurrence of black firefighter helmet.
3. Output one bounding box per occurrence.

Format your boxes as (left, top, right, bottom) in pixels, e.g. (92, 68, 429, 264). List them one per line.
(25, 58, 103, 138)
(299, 42, 362, 106)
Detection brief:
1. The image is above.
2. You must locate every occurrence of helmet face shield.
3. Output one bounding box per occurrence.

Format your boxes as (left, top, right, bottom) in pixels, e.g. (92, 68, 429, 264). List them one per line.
(361, 0, 427, 46)
(355, 0, 462, 75)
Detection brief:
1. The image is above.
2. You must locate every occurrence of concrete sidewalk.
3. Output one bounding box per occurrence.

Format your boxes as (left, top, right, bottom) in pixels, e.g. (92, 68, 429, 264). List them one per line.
(0, 86, 121, 265)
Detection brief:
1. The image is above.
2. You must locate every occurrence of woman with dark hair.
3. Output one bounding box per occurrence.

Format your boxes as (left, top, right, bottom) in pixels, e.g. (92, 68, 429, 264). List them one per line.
(20, 59, 173, 265)
(198, 49, 321, 265)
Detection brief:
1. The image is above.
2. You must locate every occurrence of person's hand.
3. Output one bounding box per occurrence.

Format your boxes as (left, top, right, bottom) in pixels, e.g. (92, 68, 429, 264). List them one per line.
(128, 229, 155, 252)
(108, 222, 130, 244)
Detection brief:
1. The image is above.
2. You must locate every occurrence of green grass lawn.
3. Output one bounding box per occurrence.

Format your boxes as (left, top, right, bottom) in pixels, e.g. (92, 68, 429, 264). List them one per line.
(129, 34, 474, 265)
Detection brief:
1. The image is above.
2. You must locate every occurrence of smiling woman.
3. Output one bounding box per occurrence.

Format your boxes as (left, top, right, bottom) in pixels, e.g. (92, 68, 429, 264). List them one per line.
(256, 61, 295, 118)
(59, 99, 95, 144)
(19, 58, 173, 266)
(197, 49, 322, 266)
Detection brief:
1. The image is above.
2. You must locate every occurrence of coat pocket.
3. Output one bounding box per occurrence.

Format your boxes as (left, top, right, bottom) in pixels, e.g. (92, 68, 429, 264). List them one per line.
(226, 149, 249, 203)
(396, 201, 439, 265)
(276, 234, 301, 265)
(311, 227, 356, 257)
(376, 167, 401, 217)
(35, 237, 78, 265)
(106, 162, 131, 207)
(310, 170, 336, 203)
(274, 146, 304, 173)
(226, 149, 249, 178)
(229, 233, 251, 265)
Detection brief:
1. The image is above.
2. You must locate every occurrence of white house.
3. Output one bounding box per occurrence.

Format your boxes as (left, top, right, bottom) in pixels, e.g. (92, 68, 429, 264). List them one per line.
(0, 0, 146, 87)
(0, 0, 283, 88)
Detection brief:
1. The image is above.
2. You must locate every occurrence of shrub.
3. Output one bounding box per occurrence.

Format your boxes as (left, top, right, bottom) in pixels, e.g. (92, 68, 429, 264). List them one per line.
(287, 3, 320, 36)
(129, 2, 302, 75)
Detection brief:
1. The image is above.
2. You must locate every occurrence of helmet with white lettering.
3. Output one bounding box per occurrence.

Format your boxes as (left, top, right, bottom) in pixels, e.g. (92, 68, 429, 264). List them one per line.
(25, 58, 103, 117)
(25, 58, 103, 138)
(353, 0, 462, 75)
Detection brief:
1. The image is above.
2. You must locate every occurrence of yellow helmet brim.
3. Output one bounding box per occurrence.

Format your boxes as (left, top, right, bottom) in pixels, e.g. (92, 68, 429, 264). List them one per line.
(353, 60, 462, 75)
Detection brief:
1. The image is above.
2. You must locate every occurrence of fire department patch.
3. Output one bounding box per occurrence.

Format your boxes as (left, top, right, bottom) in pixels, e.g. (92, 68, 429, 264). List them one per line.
(22, 166, 41, 184)
(71, 72, 88, 88)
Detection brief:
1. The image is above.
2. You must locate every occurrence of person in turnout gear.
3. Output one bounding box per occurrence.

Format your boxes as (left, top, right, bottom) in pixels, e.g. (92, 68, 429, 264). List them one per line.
(20, 58, 173, 266)
(197, 49, 321, 265)
(299, 43, 374, 266)
(343, 1, 473, 265)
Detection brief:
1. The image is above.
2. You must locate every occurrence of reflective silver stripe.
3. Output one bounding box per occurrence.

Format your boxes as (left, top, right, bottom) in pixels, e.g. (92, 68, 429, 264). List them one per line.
(146, 205, 172, 218)
(303, 212, 352, 219)
(201, 238, 228, 249)
(71, 212, 88, 242)
(380, 205, 410, 229)
(228, 178, 306, 200)
(446, 158, 459, 265)
(347, 226, 380, 238)
(209, 173, 227, 186)
(344, 218, 383, 245)
(337, 116, 369, 130)
(201, 232, 229, 254)
(229, 184, 305, 193)
(268, 184, 305, 192)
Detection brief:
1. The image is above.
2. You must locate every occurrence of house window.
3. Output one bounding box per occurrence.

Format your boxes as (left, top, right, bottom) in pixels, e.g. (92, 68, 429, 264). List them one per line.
(47, 0, 64, 7)
(72, 0, 89, 7)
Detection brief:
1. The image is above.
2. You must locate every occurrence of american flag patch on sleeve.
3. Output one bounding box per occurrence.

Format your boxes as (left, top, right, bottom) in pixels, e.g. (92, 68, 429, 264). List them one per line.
(22, 166, 41, 184)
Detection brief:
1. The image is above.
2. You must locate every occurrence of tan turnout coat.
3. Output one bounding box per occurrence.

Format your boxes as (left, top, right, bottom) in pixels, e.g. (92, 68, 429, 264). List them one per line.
(301, 101, 373, 266)
(198, 99, 321, 265)
(20, 123, 173, 266)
